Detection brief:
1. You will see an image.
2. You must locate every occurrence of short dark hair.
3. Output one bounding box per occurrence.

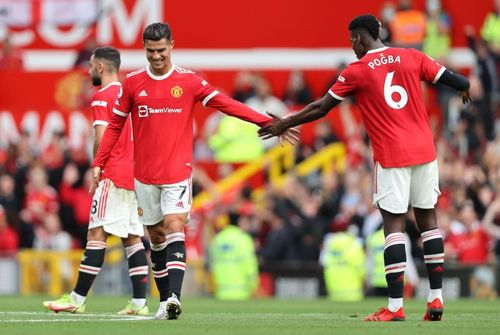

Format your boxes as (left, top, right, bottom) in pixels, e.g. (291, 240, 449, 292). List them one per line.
(143, 22, 172, 42)
(92, 46, 120, 72)
(348, 14, 381, 40)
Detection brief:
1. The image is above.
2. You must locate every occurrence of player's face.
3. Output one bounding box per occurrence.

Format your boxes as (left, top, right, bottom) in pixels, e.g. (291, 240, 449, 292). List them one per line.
(144, 38, 174, 75)
(349, 33, 366, 59)
(88, 55, 102, 86)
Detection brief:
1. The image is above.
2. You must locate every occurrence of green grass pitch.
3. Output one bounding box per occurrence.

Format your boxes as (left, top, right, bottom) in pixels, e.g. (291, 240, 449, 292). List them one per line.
(0, 296, 498, 335)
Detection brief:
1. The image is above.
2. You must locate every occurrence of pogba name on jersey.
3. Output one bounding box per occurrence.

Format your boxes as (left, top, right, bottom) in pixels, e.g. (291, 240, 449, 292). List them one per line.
(368, 55, 401, 70)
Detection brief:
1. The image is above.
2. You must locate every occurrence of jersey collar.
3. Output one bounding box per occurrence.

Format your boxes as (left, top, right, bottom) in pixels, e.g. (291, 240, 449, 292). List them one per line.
(366, 47, 389, 54)
(146, 64, 176, 80)
(98, 81, 121, 92)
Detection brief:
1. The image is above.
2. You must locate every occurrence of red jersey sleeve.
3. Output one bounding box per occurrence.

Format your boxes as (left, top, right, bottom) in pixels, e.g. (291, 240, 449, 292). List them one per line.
(206, 93, 272, 127)
(91, 91, 110, 127)
(328, 65, 359, 101)
(114, 80, 131, 116)
(410, 48, 446, 84)
(192, 74, 271, 127)
(91, 80, 130, 168)
(192, 74, 218, 105)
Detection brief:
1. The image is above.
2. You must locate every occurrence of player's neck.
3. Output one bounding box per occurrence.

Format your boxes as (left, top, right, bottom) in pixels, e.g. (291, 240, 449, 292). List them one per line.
(100, 74, 120, 87)
(367, 41, 386, 52)
(149, 63, 173, 76)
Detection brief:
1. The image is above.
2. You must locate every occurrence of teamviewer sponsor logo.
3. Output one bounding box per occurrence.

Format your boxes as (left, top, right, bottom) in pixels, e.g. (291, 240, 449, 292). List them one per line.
(138, 105, 148, 118)
(149, 107, 183, 114)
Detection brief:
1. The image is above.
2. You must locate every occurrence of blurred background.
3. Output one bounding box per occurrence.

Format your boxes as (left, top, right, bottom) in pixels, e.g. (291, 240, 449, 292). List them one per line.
(0, 0, 498, 302)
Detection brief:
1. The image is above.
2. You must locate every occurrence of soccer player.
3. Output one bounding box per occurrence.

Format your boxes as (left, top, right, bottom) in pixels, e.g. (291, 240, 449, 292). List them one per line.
(90, 22, 298, 320)
(44, 47, 149, 316)
(258, 14, 472, 321)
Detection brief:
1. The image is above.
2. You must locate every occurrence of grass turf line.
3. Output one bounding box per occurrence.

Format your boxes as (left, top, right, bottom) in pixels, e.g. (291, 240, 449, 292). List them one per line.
(0, 296, 498, 335)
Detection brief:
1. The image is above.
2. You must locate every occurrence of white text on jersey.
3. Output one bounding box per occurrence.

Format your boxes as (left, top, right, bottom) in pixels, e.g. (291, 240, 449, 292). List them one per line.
(368, 55, 401, 70)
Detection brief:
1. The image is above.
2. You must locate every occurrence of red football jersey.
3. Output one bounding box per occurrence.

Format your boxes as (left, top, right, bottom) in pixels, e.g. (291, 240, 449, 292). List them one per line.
(91, 82, 134, 190)
(329, 47, 445, 168)
(93, 65, 271, 184)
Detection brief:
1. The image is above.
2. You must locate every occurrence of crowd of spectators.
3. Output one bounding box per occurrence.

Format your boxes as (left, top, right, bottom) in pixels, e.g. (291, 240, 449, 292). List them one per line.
(0, 0, 499, 297)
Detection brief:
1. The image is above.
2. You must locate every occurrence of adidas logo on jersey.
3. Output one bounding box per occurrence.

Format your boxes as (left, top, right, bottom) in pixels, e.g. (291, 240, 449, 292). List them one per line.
(138, 90, 148, 97)
(176, 201, 184, 208)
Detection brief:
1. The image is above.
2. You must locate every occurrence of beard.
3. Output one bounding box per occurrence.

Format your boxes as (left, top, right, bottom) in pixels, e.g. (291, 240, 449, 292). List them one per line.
(91, 75, 102, 86)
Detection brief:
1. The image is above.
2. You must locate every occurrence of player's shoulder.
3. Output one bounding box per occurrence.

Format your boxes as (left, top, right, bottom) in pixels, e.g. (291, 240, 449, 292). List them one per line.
(126, 67, 148, 79)
(98, 82, 121, 94)
(393, 46, 423, 58)
(341, 60, 363, 78)
(91, 89, 107, 103)
(173, 65, 195, 75)
(92, 82, 120, 101)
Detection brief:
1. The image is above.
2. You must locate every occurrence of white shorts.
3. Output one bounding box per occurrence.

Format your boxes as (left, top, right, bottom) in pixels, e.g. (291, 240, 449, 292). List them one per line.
(373, 159, 441, 214)
(134, 176, 192, 226)
(89, 178, 144, 238)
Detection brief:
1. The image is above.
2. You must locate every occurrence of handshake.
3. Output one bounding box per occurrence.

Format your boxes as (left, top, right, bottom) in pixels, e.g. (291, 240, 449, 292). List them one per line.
(258, 112, 300, 146)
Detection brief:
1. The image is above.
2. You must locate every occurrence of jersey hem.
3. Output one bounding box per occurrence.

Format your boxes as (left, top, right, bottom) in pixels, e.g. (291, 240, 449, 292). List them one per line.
(134, 173, 192, 186)
(100, 175, 134, 191)
(374, 156, 437, 169)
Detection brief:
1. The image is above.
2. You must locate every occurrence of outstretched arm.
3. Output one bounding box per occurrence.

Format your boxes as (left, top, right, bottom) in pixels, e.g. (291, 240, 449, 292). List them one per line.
(437, 69, 472, 104)
(205, 92, 300, 144)
(206, 93, 272, 126)
(258, 93, 341, 138)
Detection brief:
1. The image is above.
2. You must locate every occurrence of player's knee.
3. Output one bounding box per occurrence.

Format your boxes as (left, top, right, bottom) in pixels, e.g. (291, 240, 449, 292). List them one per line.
(164, 213, 187, 233)
(165, 221, 184, 235)
(147, 224, 166, 244)
(122, 234, 142, 247)
(87, 227, 107, 242)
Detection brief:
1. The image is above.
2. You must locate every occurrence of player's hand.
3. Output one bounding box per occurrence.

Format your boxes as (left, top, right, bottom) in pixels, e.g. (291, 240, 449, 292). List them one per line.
(458, 90, 472, 104)
(464, 25, 475, 37)
(258, 112, 289, 139)
(278, 127, 300, 146)
(88, 166, 101, 195)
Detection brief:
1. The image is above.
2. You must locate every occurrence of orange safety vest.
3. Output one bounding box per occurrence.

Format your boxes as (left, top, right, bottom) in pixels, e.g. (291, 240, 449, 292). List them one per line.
(391, 10, 427, 45)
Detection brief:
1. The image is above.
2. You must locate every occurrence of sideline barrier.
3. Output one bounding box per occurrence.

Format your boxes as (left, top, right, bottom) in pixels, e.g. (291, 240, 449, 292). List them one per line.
(259, 262, 499, 299)
(15, 247, 207, 297)
(8, 250, 500, 299)
(17, 249, 83, 296)
(193, 142, 346, 210)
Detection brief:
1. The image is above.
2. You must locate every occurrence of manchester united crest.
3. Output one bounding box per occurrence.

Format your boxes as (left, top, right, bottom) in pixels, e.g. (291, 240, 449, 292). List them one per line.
(171, 85, 183, 98)
(137, 207, 143, 217)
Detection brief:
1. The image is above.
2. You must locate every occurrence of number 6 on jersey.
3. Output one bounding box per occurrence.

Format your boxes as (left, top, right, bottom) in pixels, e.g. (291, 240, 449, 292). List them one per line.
(384, 71, 408, 109)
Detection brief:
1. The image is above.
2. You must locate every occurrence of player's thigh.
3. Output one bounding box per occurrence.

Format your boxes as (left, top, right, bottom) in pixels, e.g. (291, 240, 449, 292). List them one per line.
(134, 178, 163, 226)
(410, 159, 440, 209)
(373, 162, 411, 214)
(159, 176, 192, 217)
(89, 179, 141, 238)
